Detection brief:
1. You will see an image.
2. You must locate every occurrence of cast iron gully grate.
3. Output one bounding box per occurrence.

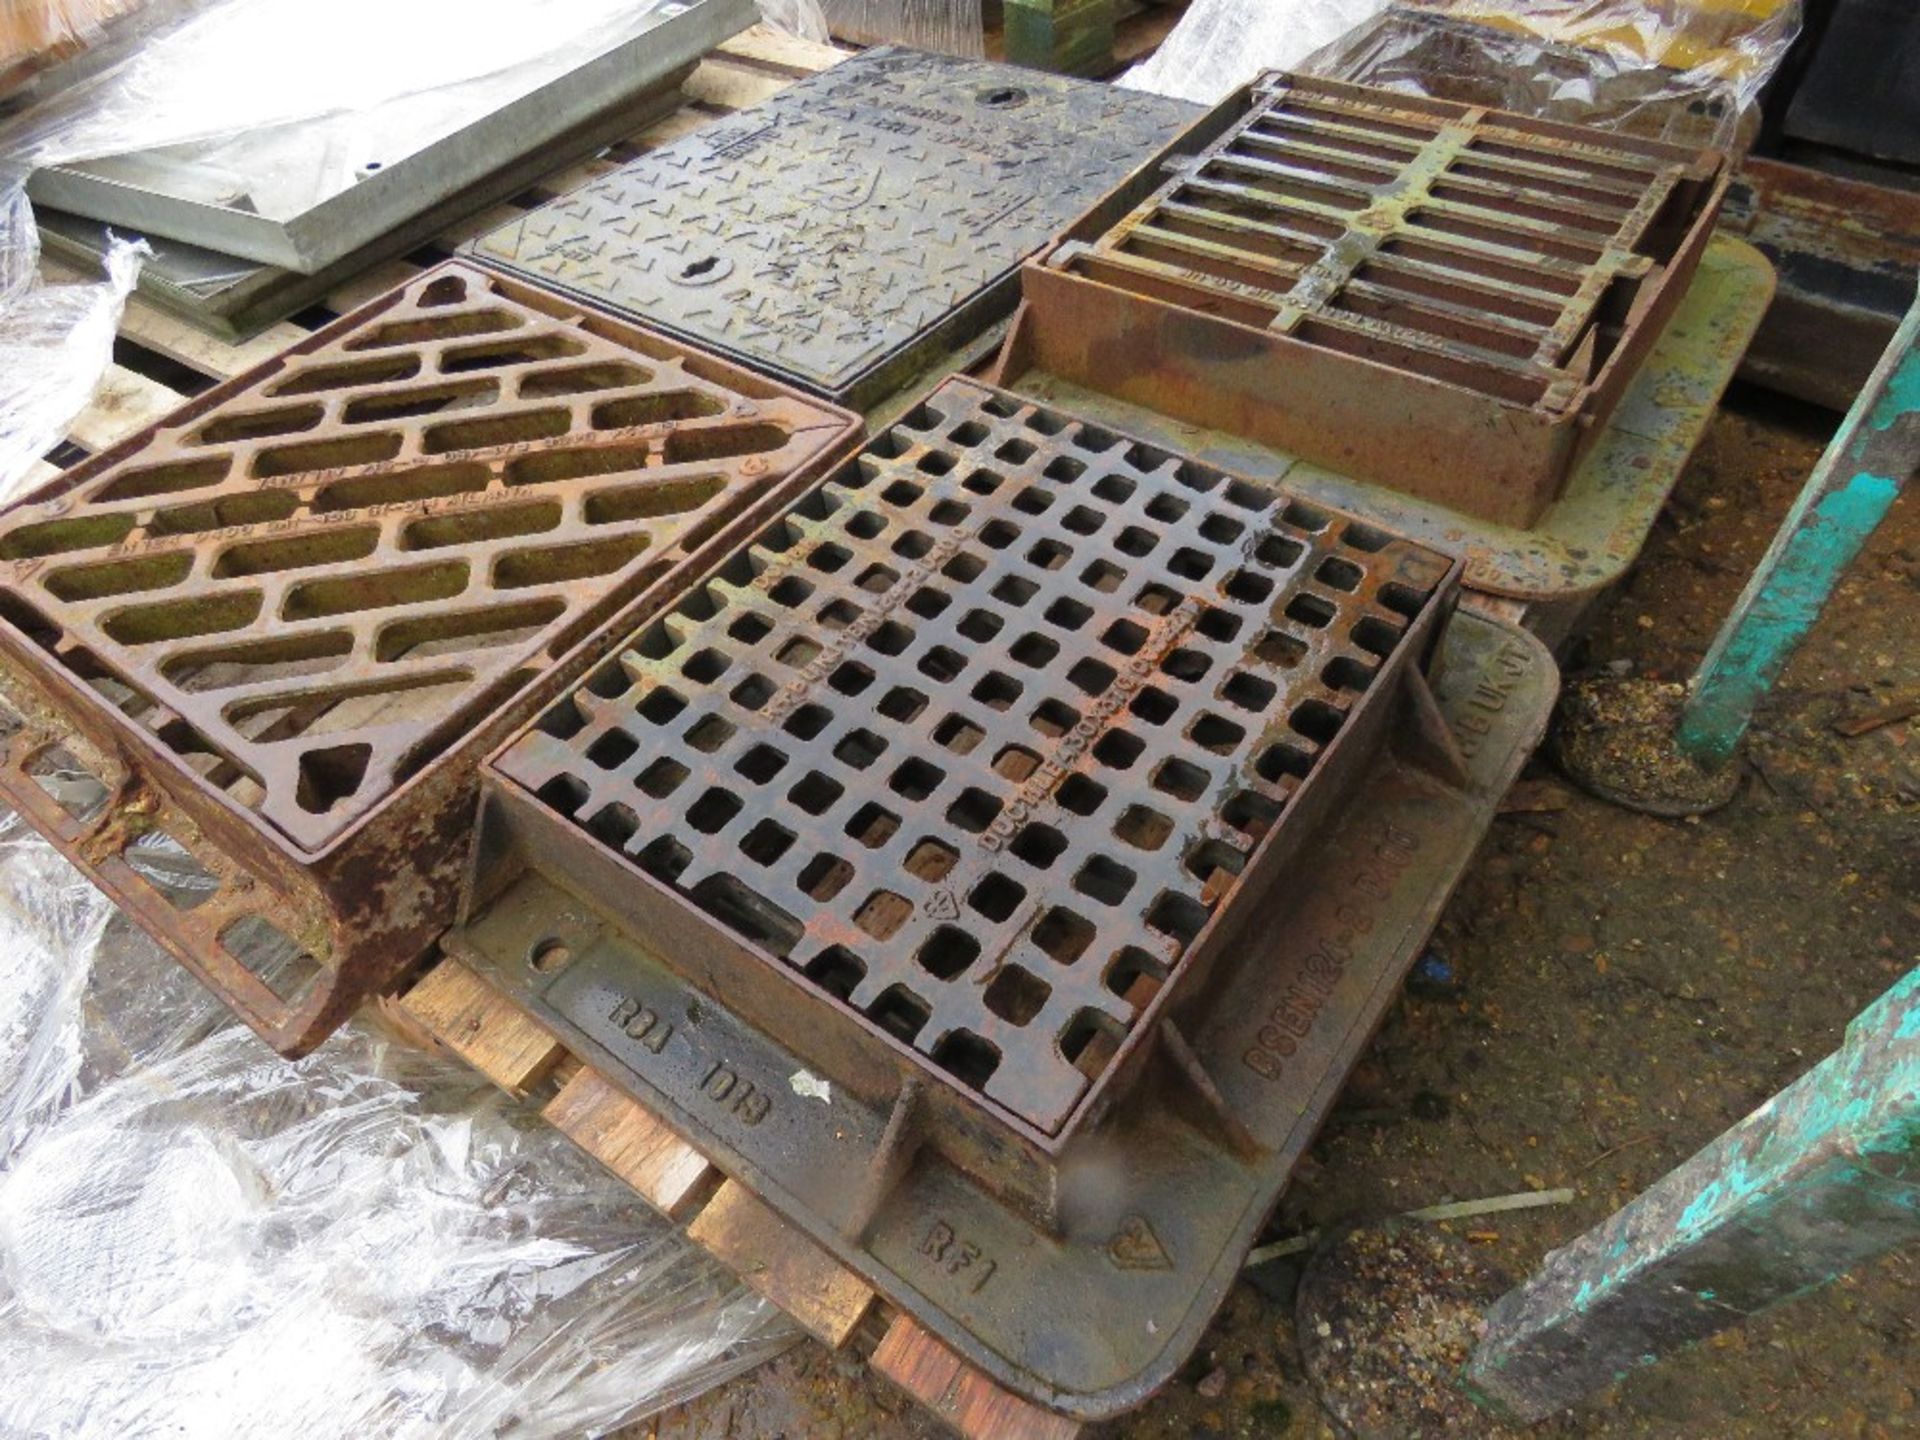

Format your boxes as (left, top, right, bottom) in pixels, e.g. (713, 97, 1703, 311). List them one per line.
(1015, 71, 1728, 529)
(496, 377, 1457, 1137)
(0, 261, 857, 1052)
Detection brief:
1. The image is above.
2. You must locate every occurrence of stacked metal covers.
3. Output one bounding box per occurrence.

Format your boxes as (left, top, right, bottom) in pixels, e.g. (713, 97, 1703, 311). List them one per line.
(0, 261, 859, 1053)
(1010, 72, 1731, 529)
(28, 0, 754, 275)
(444, 377, 1560, 1417)
(469, 47, 1200, 409)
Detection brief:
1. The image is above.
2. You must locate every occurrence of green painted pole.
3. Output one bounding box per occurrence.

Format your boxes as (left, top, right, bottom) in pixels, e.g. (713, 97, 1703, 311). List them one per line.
(1675, 286, 1920, 768)
(1464, 967, 1920, 1422)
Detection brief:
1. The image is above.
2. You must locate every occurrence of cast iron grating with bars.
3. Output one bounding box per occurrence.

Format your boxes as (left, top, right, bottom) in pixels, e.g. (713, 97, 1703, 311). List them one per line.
(0, 263, 854, 854)
(1050, 72, 1723, 414)
(498, 377, 1457, 1134)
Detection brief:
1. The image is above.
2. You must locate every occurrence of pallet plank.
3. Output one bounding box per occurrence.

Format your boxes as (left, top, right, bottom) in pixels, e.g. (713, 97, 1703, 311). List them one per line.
(544, 1066, 716, 1221)
(873, 1316, 1083, 1440)
(718, 23, 851, 76)
(65, 363, 183, 454)
(687, 1180, 876, 1347)
(684, 55, 793, 111)
(396, 959, 565, 1097)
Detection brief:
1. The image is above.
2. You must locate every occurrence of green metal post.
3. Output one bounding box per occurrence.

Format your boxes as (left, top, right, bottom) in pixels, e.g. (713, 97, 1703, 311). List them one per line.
(1676, 287, 1920, 767)
(1464, 967, 1920, 1422)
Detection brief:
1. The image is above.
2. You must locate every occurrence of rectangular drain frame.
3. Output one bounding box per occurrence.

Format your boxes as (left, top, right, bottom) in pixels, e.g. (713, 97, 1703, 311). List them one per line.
(1004, 71, 1730, 529)
(468, 47, 1201, 410)
(0, 260, 858, 1054)
(442, 553, 1558, 1424)
(477, 377, 1461, 1154)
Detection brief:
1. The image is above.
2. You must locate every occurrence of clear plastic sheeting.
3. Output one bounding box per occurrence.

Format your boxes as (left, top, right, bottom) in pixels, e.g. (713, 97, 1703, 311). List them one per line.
(1302, 1, 1804, 150)
(0, 805, 795, 1437)
(820, 0, 981, 58)
(0, 207, 138, 501)
(1122, 0, 1390, 106)
(0, 0, 828, 499)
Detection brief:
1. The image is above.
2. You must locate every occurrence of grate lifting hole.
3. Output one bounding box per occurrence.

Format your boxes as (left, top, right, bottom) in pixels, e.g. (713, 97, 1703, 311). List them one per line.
(904, 586, 952, 620)
(1105, 948, 1169, 1009)
(1130, 686, 1177, 726)
(736, 744, 788, 783)
(905, 838, 959, 883)
(929, 712, 982, 755)
(877, 686, 929, 722)
(1221, 788, 1282, 841)
(870, 985, 930, 1043)
(587, 803, 639, 849)
(946, 787, 1002, 834)
(846, 802, 900, 848)
(687, 787, 743, 833)
(829, 661, 876, 697)
(931, 1029, 999, 1089)
(637, 757, 690, 798)
(968, 872, 1027, 923)
(917, 926, 980, 979)
(1073, 854, 1137, 907)
(803, 946, 864, 999)
(1033, 906, 1095, 964)
(984, 964, 1051, 1025)
(1060, 1008, 1124, 1080)
(799, 853, 855, 902)
(1058, 773, 1107, 816)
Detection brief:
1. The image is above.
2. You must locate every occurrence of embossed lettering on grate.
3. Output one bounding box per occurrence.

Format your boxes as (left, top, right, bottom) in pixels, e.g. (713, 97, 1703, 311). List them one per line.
(0, 263, 853, 853)
(498, 377, 1455, 1135)
(1050, 72, 1722, 415)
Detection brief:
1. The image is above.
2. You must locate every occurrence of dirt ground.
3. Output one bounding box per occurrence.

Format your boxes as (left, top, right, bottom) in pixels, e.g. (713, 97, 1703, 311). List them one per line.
(638, 385, 1919, 1440)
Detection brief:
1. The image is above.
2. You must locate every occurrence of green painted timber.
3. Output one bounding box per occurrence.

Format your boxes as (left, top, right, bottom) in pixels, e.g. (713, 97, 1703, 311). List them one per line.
(1005, 0, 1116, 77)
(1676, 288, 1920, 767)
(1465, 966, 1920, 1421)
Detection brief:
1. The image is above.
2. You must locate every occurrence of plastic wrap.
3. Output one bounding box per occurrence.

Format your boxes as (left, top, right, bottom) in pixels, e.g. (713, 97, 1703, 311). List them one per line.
(0, 0, 829, 500)
(1124, 1, 1801, 148)
(1122, 0, 1390, 105)
(820, 0, 982, 58)
(1303, 2, 1803, 149)
(0, 802, 796, 1436)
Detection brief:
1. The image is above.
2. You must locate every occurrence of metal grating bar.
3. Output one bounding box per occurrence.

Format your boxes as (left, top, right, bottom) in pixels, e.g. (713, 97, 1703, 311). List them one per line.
(497, 378, 1455, 1135)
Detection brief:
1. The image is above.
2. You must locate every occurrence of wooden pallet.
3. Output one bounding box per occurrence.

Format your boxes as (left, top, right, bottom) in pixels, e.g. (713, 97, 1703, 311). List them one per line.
(393, 958, 1081, 1440)
(34, 26, 1194, 1436)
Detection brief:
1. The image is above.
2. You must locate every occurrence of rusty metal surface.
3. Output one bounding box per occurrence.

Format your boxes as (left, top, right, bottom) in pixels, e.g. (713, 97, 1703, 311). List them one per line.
(1721, 156, 1920, 411)
(468, 48, 1198, 408)
(1005, 235, 1773, 624)
(1014, 71, 1729, 529)
(0, 261, 858, 1053)
(488, 377, 1459, 1140)
(447, 591, 1558, 1420)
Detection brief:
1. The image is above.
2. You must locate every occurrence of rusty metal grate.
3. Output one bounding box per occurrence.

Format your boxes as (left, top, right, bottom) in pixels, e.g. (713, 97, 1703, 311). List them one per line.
(0, 261, 857, 1055)
(1016, 72, 1728, 529)
(497, 377, 1456, 1135)
(0, 263, 852, 853)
